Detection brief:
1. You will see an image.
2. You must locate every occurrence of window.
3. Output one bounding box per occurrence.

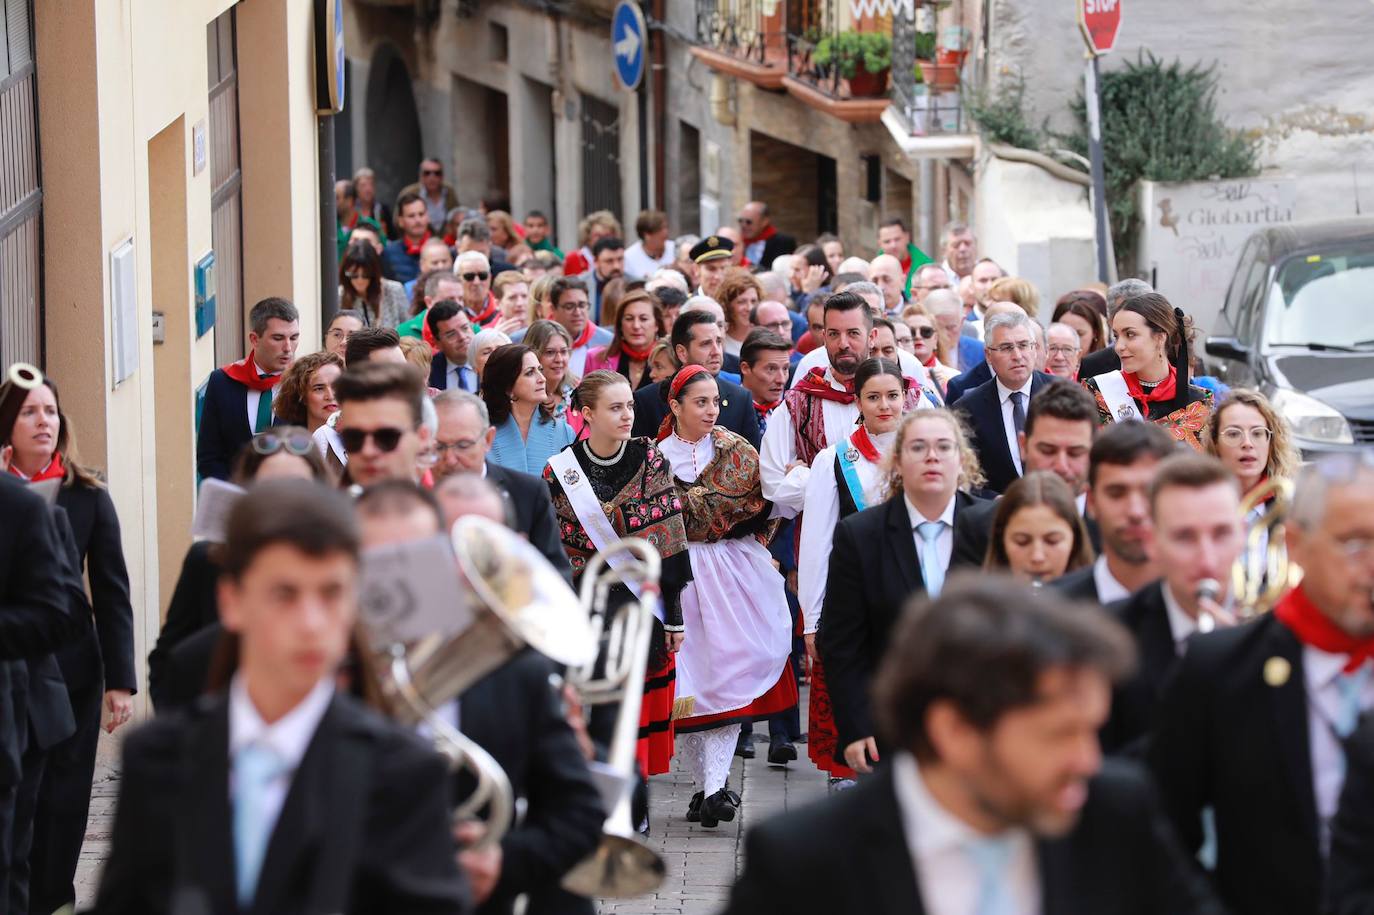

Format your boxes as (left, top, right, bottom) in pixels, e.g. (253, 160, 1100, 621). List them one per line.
(0, 0, 42, 368)
(207, 8, 244, 365)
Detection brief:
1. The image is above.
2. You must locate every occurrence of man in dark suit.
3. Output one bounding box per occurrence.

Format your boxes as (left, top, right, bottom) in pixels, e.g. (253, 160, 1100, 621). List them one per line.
(632, 310, 761, 449)
(427, 299, 480, 393)
(1078, 277, 1151, 382)
(953, 310, 1053, 494)
(430, 390, 573, 584)
(1050, 420, 1177, 607)
(196, 297, 301, 480)
(727, 577, 1222, 915)
(0, 474, 83, 913)
(1078, 344, 1121, 380)
(356, 481, 604, 915)
(1100, 454, 1242, 756)
(1149, 453, 1374, 915)
(92, 481, 470, 914)
(818, 412, 987, 774)
(1329, 715, 1374, 913)
(737, 201, 795, 269)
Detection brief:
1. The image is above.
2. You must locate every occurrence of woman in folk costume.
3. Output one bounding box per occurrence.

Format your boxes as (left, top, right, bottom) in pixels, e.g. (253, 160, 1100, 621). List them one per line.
(1081, 291, 1214, 450)
(543, 370, 691, 778)
(655, 365, 797, 828)
(796, 357, 908, 782)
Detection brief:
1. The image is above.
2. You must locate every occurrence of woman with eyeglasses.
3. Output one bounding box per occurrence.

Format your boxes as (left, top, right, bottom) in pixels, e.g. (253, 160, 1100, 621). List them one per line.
(324, 310, 366, 361)
(272, 351, 344, 434)
(900, 305, 958, 395)
(0, 373, 138, 906)
(524, 319, 581, 435)
(655, 365, 796, 827)
(583, 290, 665, 391)
(1081, 291, 1214, 450)
(482, 344, 576, 475)
(338, 242, 408, 328)
(544, 370, 691, 779)
(984, 471, 1094, 584)
(796, 358, 907, 781)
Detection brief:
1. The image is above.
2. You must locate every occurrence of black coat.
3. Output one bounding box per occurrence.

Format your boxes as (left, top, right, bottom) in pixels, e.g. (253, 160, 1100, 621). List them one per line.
(196, 368, 284, 481)
(1100, 582, 1181, 757)
(1329, 715, 1374, 914)
(484, 462, 574, 587)
(147, 541, 220, 709)
(1147, 613, 1325, 915)
(943, 360, 992, 405)
(751, 233, 797, 269)
(55, 483, 137, 693)
(1079, 345, 1121, 379)
(954, 371, 1055, 495)
(91, 691, 471, 915)
(458, 651, 603, 915)
(630, 375, 761, 449)
(817, 492, 984, 755)
(723, 758, 1223, 915)
(1049, 564, 1101, 604)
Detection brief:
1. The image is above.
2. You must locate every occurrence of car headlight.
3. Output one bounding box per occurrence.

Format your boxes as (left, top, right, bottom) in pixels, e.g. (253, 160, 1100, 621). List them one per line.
(1272, 388, 1353, 445)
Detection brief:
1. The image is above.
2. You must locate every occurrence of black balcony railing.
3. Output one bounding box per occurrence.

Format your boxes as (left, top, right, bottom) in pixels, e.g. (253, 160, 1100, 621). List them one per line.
(695, 0, 787, 67)
(890, 2, 970, 135)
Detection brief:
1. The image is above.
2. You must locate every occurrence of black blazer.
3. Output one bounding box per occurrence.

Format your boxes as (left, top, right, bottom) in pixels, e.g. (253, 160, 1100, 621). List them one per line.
(484, 462, 574, 587)
(754, 233, 797, 269)
(148, 541, 220, 709)
(16, 505, 81, 754)
(1050, 564, 1101, 604)
(723, 758, 1222, 915)
(196, 368, 284, 481)
(458, 651, 603, 915)
(954, 371, 1055, 494)
(630, 375, 761, 449)
(817, 492, 983, 754)
(1147, 613, 1324, 915)
(92, 691, 471, 914)
(943, 360, 992, 405)
(1079, 345, 1121, 379)
(55, 482, 137, 693)
(1100, 581, 1181, 757)
(1329, 715, 1374, 914)
(0, 476, 83, 786)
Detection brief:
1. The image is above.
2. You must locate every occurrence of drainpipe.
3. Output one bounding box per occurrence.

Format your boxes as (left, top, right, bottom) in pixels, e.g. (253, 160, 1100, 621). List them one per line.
(651, 0, 667, 211)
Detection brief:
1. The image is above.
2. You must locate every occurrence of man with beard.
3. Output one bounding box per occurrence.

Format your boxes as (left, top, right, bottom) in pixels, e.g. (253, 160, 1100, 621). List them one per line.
(724, 578, 1222, 915)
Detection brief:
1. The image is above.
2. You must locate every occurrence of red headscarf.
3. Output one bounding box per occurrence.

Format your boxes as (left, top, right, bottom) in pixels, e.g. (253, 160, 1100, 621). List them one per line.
(656, 364, 711, 441)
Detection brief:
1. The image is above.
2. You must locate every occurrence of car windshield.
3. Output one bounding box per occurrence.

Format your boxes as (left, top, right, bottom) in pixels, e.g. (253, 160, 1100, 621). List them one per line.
(1264, 247, 1374, 348)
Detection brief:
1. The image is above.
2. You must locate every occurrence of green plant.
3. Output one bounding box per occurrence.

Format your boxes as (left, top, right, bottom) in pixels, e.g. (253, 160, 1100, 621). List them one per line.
(965, 78, 1045, 151)
(1059, 52, 1261, 271)
(813, 30, 892, 79)
(913, 30, 937, 61)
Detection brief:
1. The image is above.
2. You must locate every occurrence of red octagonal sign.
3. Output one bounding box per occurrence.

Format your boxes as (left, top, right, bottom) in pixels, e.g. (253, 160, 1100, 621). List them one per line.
(1079, 0, 1122, 54)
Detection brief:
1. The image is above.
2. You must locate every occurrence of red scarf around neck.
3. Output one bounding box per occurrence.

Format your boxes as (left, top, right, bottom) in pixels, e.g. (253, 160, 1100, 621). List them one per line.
(9, 451, 64, 483)
(753, 399, 780, 423)
(469, 294, 499, 327)
(793, 367, 855, 405)
(403, 229, 433, 257)
(571, 322, 597, 351)
(850, 426, 881, 463)
(222, 356, 281, 392)
(1275, 585, 1374, 673)
(1123, 365, 1178, 405)
(620, 342, 654, 362)
(743, 223, 777, 248)
(922, 354, 938, 369)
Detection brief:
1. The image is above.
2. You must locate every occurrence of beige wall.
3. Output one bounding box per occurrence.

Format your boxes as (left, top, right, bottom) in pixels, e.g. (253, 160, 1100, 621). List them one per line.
(35, 0, 324, 714)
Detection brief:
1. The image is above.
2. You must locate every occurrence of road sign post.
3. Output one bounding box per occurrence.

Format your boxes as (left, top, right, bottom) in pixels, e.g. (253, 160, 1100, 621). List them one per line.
(612, 1, 647, 92)
(1078, 0, 1121, 283)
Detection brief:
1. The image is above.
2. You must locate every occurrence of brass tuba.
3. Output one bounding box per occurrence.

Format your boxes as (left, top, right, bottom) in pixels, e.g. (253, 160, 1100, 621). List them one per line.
(1232, 476, 1301, 617)
(561, 539, 668, 898)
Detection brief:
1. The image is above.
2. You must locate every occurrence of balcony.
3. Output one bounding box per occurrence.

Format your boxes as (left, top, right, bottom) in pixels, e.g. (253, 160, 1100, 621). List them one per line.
(691, 0, 790, 90)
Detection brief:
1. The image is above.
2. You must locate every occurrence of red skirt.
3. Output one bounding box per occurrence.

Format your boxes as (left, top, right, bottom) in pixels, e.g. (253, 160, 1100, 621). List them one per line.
(675, 662, 799, 734)
(637, 653, 676, 776)
(807, 655, 855, 778)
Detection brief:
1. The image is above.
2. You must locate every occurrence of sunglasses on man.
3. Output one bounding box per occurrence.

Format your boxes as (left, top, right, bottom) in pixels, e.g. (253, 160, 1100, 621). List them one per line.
(340, 426, 407, 454)
(461, 272, 490, 282)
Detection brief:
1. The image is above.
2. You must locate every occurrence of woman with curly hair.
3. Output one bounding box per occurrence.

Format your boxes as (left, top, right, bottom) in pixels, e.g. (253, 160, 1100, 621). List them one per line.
(272, 351, 345, 434)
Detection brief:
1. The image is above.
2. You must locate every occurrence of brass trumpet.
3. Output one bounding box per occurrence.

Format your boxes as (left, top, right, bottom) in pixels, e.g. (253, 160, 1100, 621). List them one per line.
(1232, 476, 1301, 617)
(561, 538, 668, 899)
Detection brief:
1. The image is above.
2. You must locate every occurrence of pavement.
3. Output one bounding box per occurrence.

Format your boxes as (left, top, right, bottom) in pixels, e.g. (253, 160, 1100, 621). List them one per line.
(73, 692, 832, 915)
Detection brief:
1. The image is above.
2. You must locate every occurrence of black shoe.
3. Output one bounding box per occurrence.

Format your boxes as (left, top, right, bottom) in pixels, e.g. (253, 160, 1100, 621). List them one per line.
(767, 742, 798, 765)
(686, 791, 704, 823)
(735, 738, 756, 759)
(699, 788, 741, 828)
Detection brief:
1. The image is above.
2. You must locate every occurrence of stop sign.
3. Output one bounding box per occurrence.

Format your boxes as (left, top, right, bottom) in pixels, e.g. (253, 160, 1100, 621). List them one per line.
(1079, 0, 1122, 54)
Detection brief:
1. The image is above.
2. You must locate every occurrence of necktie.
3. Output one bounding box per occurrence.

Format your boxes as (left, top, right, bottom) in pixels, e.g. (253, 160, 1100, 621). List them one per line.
(917, 521, 945, 598)
(1336, 661, 1372, 739)
(1010, 390, 1026, 438)
(255, 374, 276, 434)
(967, 834, 1017, 915)
(234, 742, 287, 906)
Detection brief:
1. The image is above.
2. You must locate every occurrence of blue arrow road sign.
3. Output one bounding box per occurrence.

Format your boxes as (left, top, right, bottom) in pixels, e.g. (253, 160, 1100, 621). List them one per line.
(612, 1, 646, 91)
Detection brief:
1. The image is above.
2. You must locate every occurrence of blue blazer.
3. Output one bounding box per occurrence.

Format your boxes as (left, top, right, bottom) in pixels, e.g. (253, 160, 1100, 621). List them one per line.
(957, 335, 986, 373)
(945, 360, 992, 405)
(196, 368, 284, 481)
(953, 371, 1054, 495)
(488, 414, 576, 477)
(381, 240, 420, 283)
(427, 356, 477, 393)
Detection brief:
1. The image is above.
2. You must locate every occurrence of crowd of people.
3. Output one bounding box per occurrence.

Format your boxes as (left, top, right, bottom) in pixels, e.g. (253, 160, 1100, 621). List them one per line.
(2, 158, 1374, 915)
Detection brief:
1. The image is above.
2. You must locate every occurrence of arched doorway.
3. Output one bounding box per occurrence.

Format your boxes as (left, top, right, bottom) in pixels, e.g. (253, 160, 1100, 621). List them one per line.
(364, 44, 422, 211)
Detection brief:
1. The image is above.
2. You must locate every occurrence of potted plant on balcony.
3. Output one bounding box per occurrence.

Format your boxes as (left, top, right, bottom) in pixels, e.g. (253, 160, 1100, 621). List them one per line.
(813, 29, 892, 97)
(916, 26, 969, 92)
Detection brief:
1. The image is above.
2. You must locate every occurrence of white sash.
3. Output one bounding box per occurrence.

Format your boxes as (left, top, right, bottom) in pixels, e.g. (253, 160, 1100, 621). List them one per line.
(547, 448, 646, 604)
(1094, 370, 1144, 423)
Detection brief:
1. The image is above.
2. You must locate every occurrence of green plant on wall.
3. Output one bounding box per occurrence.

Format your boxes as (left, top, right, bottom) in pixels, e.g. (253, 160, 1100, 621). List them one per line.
(813, 30, 892, 79)
(1061, 52, 1260, 270)
(965, 78, 1045, 151)
(913, 30, 936, 61)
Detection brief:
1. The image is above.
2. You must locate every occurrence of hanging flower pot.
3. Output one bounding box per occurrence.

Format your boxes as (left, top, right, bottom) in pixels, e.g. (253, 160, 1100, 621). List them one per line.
(918, 59, 960, 92)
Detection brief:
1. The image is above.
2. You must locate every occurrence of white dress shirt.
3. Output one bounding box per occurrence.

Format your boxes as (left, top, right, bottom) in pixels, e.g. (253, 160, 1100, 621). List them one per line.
(906, 493, 956, 582)
(444, 358, 477, 392)
(623, 239, 675, 280)
(789, 346, 932, 393)
(891, 752, 1041, 915)
(1091, 555, 1131, 604)
(995, 376, 1033, 478)
(244, 361, 279, 434)
(1305, 649, 1374, 853)
(759, 368, 861, 517)
(228, 674, 335, 847)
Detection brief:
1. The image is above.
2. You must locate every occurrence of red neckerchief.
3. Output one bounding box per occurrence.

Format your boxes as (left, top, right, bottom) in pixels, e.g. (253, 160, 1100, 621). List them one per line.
(403, 230, 432, 257)
(570, 322, 597, 350)
(620, 342, 654, 362)
(1123, 365, 1178, 405)
(900, 254, 912, 274)
(743, 223, 777, 247)
(793, 367, 855, 405)
(754, 399, 780, 423)
(1275, 585, 1374, 673)
(419, 311, 440, 353)
(1247, 475, 1276, 505)
(223, 356, 280, 392)
(9, 452, 64, 483)
(468, 294, 499, 327)
(922, 354, 938, 368)
(341, 211, 359, 231)
(850, 426, 881, 463)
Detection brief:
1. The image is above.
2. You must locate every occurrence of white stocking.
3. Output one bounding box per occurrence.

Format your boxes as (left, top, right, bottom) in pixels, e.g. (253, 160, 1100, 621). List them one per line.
(681, 732, 707, 789)
(699, 724, 740, 796)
